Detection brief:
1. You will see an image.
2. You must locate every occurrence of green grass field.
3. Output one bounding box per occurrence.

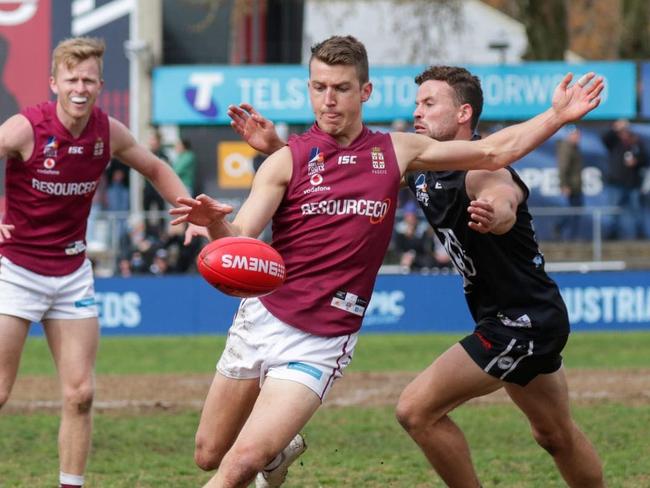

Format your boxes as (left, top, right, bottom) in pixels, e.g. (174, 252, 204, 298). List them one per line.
(2, 332, 649, 487)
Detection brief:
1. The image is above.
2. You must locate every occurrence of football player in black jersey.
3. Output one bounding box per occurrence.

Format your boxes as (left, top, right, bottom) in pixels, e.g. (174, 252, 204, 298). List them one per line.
(226, 66, 605, 487)
(393, 66, 604, 488)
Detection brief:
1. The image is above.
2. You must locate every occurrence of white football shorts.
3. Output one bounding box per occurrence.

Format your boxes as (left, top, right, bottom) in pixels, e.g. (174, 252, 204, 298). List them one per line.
(217, 297, 359, 401)
(0, 256, 98, 322)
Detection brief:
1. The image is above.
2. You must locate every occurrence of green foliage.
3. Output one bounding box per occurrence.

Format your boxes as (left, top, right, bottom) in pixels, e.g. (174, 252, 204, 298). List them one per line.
(518, 0, 568, 60)
(620, 0, 650, 58)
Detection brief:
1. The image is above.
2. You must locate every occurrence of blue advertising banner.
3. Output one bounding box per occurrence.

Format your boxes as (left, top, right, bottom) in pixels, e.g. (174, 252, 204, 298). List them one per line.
(153, 62, 635, 125)
(28, 272, 650, 336)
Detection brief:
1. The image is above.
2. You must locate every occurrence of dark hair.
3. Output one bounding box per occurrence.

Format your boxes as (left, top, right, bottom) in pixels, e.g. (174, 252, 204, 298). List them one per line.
(180, 138, 191, 150)
(415, 66, 483, 130)
(309, 35, 369, 85)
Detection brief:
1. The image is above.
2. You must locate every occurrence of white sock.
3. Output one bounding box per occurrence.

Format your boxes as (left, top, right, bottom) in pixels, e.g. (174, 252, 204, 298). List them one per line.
(60, 472, 84, 486)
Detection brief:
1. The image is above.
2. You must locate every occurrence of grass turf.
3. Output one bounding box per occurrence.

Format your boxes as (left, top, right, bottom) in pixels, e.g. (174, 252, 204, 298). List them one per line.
(3, 332, 649, 486)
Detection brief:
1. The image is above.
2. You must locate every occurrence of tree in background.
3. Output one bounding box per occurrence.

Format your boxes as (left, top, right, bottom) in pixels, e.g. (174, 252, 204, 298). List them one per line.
(619, 0, 650, 58)
(518, 0, 567, 60)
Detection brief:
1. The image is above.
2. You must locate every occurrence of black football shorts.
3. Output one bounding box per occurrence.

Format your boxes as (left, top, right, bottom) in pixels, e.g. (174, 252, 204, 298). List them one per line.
(459, 323, 569, 386)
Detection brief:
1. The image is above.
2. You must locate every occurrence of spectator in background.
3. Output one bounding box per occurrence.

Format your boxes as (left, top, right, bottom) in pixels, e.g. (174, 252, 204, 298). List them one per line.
(554, 125, 583, 240)
(601, 119, 648, 239)
(106, 166, 130, 248)
(393, 204, 428, 272)
(116, 256, 132, 277)
(392, 206, 453, 274)
(144, 128, 169, 234)
(161, 220, 202, 273)
(173, 138, 197, 195)
(149, 247, 170, 276)
(419, 227, 453, 272)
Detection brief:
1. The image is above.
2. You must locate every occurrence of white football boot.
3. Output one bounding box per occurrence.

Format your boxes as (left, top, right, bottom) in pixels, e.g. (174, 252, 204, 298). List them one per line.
(255, 433, 307, 488)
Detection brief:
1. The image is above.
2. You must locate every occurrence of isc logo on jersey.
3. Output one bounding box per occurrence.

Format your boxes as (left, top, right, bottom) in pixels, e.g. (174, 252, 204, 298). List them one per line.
(338, 155, 357, 165)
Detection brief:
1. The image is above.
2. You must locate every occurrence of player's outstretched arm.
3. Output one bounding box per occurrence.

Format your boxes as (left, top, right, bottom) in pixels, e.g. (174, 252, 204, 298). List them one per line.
(228, 103, 286, 155)
(465, 169, 524, 235)
(396, 72, 603, 174)
(109, 117, 207, 243)
(171, 147, 292, 241)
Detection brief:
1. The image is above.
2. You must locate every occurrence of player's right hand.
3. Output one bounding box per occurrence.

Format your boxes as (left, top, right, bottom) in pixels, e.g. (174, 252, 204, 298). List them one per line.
(170, 195, 233, 228)
(0, 223, 14, 242)
(227, 103, 284, 155)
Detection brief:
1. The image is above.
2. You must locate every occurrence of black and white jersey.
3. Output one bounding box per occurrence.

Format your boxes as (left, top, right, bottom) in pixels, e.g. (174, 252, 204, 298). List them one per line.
(406, 168, 569, 338)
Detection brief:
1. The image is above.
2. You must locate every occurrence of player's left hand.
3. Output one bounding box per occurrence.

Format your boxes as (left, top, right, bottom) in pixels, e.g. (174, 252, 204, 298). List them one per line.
(552, 72, 604, 123)
(227, 103, 284, 155)
(467, 199, 496, 234)
(183, 222, 210, 246)
(0, 223, 15, 242)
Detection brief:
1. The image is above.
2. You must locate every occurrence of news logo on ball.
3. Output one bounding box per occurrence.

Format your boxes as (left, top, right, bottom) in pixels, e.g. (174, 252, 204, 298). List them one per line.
(197, 236, 286, 298)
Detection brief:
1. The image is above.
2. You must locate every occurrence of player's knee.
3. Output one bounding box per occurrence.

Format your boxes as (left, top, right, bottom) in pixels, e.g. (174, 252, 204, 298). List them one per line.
(223, 444, 268, 479)
(0, 387, 11, 409)
(194, 435, 227, 471)
(194, 447, 220, 472)
(531, 424, 571, 456)
(62, 384, 94, 414)
(395, 396, 426, 433)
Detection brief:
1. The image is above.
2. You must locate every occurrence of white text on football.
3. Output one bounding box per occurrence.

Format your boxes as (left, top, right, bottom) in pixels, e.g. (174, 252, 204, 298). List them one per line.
(221, 254, 286, 278)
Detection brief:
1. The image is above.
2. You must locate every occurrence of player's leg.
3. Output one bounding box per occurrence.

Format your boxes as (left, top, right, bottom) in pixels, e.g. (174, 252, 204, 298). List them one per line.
(43, 316, 98, 482)
(42, 259, 100, 486)
(0, 257, 45, 409)
(506, 367, 605, 487)
(194, 372, 260, 471)
(396, 342, 502, 487)
(0, 314, 30, 408)
(204, 377, 321, 488)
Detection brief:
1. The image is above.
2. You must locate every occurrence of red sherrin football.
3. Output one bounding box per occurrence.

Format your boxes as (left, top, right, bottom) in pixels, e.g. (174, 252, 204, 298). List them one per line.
(197, 237, 286, 297)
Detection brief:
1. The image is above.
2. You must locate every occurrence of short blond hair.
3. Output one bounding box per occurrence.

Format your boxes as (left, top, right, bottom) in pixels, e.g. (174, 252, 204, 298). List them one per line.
(51, 37, 105, 77)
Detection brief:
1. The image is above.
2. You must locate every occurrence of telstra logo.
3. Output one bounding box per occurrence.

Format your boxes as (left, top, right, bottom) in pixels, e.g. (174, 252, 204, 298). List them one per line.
(185, 72, 225, 118)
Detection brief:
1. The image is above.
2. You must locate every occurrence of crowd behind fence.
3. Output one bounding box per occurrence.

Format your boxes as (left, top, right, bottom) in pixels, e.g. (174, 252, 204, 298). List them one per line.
(86, 205, 646, 278)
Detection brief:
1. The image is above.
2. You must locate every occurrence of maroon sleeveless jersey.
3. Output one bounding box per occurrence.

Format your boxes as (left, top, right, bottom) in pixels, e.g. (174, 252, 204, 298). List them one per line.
(0, 101, 110, 276)
(260, 124, 400, 336)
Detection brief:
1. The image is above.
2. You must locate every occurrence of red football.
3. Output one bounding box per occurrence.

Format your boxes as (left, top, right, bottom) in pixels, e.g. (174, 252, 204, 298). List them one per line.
(197, 236, 286, 297)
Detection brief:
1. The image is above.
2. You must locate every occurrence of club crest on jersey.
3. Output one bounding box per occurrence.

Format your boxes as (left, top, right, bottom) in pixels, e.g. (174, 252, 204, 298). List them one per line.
(307, 147, 325, 175)
(414, 174, 430, 207)
(93, 138, 105, 157)
(371, 146, 386, 174)
(43, 136, 58, 158)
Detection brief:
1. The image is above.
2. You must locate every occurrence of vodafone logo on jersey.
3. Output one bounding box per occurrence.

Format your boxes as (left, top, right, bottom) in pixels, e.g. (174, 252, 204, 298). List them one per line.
(38, 158, 60, 175)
